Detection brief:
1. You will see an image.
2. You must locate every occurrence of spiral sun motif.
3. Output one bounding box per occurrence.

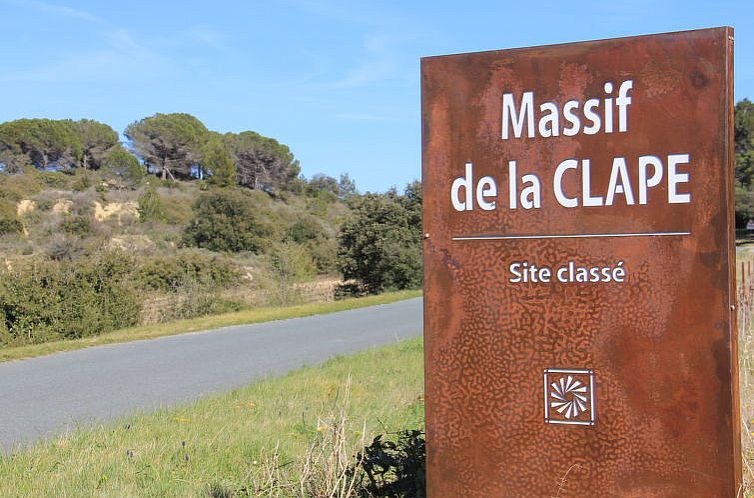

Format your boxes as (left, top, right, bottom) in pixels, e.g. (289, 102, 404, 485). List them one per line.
(550, 375, 589, 419)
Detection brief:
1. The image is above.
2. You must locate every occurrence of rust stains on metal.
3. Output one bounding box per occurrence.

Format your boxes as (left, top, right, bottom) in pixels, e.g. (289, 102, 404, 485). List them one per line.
(422, 27, 740, 497)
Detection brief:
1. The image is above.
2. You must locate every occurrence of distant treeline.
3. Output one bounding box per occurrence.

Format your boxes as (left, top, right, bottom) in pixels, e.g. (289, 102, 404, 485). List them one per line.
(0, 113, 350, 195)
(736, 99, 754, 226)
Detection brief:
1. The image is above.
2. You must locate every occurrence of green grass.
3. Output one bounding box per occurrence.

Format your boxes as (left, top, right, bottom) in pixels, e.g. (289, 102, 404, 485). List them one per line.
(0, 289, 422, 363)
(0, 338, 425, 498)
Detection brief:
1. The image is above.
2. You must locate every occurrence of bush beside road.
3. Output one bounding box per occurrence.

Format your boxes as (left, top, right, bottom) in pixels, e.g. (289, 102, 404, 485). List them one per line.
(0, 289, 421, 363)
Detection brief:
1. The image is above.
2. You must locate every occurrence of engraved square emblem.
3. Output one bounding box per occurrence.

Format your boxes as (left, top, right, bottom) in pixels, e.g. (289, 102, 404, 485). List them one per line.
(544, 368, 596, 426)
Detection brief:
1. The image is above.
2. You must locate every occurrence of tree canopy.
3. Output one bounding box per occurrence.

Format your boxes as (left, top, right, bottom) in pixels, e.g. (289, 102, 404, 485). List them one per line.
(337, 185, 422, 293)
(0, 118, 120, 173)
(125, 113, 208, 181)
(0, 113, 305, 195)
(101, 146, 145, 189)
(71, 119, 120, 170)
(0, 119, 83, 172)
(203, 138, 237, 187)
(222, 131, 300, 190)
(735, 99, 754, 225)
(736, 99, 754, 186)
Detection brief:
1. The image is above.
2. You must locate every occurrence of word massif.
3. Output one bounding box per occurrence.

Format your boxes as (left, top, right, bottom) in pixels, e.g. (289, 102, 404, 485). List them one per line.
(450, 80, 692, 211)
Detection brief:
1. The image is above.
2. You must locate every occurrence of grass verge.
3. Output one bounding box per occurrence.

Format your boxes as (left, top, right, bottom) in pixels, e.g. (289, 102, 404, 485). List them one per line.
(0, 289, 422, 364)
(0, 338, 425, 498)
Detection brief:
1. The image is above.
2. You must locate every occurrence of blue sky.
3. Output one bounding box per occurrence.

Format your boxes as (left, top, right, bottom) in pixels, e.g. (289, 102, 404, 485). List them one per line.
(0, 0, 751, 192)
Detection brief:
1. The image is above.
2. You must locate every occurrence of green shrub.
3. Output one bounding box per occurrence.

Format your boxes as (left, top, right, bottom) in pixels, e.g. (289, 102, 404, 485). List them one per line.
(34, 194, 55, 211)
(37, 171, 70, 189)
(138, 250, 240, 292)
(154, 177, 184, 189)
(101, 148, 144, 189)
(286, 216, 338, 273)
(270, 242, 316, 284)
(338, 189, 422, 293)
(137, 184, 166, 223)
(0, 252, 140, 344)
(305, 239, 336, 274)
(351, 430, 426, 498)
(179, 292, 244, 319)
(0, 200, 22, 235)
(158, 189, 195, 225)
(71, 168, 96, 191)
(182, 188, 275, 253)
(287, 216, 323, 243)
(46, 237, 86, 261)
(69, 191, 95, 216)
(61, 215, 92, 235)
(0, 169, 45, 201)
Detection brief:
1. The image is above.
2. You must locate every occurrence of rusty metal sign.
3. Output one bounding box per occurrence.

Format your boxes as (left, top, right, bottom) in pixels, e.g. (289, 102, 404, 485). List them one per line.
(422, 28, 740, 497)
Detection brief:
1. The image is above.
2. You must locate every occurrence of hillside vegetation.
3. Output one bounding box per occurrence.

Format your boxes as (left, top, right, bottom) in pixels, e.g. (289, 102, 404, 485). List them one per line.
(0, 114, 422, 347)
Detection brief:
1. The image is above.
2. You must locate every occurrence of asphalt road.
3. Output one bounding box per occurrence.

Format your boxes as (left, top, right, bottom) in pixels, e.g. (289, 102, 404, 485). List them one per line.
(0, 297, 423, 451)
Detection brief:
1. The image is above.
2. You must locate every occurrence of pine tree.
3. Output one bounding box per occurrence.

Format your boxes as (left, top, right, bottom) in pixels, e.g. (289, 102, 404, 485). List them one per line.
(203, 139, 237, 187)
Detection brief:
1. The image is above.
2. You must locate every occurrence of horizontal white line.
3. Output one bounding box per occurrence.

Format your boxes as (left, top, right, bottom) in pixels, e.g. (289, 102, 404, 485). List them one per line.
(452, 231, 690, 241)
(545, 369, 593, 374)
(545, 420, 596, 426)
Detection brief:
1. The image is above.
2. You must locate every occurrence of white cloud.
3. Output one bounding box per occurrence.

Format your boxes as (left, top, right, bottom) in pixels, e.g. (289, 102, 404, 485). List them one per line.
(0, 28, 163, 83)
(12, 0, 101, 22)
(331, 33, 398, 88)
(0, 1, 164, 83)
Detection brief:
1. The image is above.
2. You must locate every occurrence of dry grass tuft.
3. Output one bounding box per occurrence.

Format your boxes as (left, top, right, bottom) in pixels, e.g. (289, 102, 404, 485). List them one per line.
(740, 257, 754, 496)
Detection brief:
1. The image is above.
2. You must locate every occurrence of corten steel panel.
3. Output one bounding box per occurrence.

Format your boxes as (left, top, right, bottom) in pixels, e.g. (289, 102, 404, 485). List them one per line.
(421, 28, 740, 497)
